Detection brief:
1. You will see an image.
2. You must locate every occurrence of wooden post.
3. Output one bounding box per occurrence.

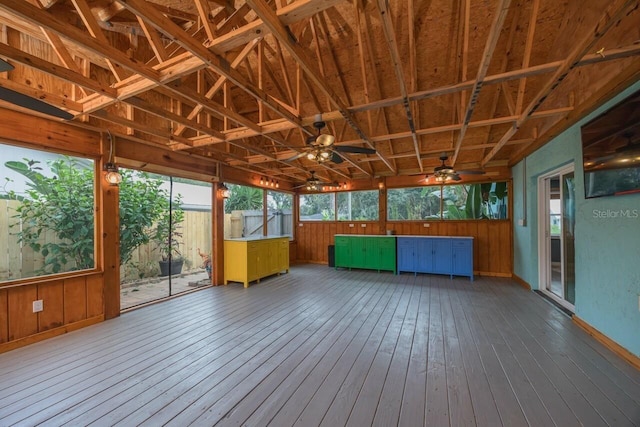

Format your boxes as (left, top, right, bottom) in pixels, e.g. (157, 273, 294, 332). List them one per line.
(212, 182, 225, 286)
(99, 161, 120, 319)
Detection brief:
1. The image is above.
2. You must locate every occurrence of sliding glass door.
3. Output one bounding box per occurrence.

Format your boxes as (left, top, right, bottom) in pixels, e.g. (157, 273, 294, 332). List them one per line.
(119, 171, 212, 310)
(538, 164, 575, 310)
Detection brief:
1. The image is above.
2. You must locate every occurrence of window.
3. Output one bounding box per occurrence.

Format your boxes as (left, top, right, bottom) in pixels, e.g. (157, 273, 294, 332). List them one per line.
(388, 182, 508, 221)
(0, 144, 96, 282)
(224, 183, 264, 238)
(337, 190, 379, 220)
(267, 190, 293, 239)
(299, 193, 335, 221)
(387, 186, 442, 220)
(442, 182, 508, 219)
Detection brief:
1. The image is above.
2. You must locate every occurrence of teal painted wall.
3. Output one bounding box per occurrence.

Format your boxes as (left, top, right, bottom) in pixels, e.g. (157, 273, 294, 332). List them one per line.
(513, 80, 640, 357)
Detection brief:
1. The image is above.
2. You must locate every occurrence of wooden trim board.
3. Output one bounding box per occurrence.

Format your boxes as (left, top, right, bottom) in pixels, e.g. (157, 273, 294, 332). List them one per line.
(511, 273, 532, 290)
(573, 315, 640, 371)
(0, 315, 103, 354)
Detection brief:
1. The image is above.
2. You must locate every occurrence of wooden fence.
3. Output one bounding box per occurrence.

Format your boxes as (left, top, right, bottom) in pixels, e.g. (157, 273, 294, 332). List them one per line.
(225, 209, 292, 239)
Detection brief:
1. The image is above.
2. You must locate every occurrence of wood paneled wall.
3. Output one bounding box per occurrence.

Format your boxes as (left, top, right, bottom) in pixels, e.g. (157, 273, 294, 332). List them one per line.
(0, 273, 104, 353)
(296, 220, 512, 277)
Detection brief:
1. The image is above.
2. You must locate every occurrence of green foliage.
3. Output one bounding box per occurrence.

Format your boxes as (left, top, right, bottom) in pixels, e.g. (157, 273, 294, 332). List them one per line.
(299, 193, 334, 219)
(387, 187, 441, 220)
(267, 190, 292, 211)
(337, 190, 379, 220)
(2, 158, 180, 274)
(3, 158, 95, 273)
(152, 194, 185, 261)
(224, 184, 263, 213)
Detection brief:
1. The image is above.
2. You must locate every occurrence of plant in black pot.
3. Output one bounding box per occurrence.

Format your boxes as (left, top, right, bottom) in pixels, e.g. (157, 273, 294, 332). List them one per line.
(154, 194, 185, 277)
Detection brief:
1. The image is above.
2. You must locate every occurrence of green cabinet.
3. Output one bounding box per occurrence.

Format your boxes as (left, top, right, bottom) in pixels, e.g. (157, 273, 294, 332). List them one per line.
(334, 235, 396, 273)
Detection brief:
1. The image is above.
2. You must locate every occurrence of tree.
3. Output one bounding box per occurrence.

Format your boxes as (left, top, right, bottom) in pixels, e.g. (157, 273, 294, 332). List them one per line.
(267, 191, 292, 211)
(224, 184, 263, 213)
(2, 158, 176, 274)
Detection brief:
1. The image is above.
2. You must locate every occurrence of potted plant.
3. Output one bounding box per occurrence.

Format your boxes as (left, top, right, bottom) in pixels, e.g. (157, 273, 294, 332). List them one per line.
(155, 194, 185, 276)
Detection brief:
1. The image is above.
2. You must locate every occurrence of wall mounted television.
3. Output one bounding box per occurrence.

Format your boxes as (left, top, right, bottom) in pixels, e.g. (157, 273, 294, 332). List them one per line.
(581, 88, 640, 199)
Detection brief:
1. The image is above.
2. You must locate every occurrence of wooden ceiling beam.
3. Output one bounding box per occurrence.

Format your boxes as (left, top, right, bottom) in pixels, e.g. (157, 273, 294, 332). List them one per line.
(515, 0, 540, 115)
(481, 0, 637, 166)
(194, 0, 217, 43)
(124, 96, 225, 142)
(174, 38, 261, 137)
(209, 0, 344, 53)
(0, 42, 115, 101)
(137, 16, 168, 62)
(0, 77, 82, 112)
(352, 43, 640, 113)
(0, 0, 160, 81)
(70, 0, 127, 82)
(451, 0, 511, 166)
(246, 0, 394, 175)
(375, 0, 421, 172)
(117, 0, 302, 130)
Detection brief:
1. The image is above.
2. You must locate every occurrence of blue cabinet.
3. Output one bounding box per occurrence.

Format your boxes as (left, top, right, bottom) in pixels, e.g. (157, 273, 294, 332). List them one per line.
(452, 239, 473, 279)
(397, 236, 473, 280)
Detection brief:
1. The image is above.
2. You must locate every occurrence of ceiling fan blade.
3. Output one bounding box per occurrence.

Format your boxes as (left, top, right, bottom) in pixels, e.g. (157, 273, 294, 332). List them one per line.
(456, 170, 485, 175)
(331, 151, 344, 164)
(0, 86, 73, 120)
(284, 151, 308, 162)
(334, 145, 376, 154)
(0, 58, 15, 72)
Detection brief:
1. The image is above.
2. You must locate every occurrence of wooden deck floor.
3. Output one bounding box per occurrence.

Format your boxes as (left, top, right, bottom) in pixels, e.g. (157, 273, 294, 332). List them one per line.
(1, 264, 639, 426)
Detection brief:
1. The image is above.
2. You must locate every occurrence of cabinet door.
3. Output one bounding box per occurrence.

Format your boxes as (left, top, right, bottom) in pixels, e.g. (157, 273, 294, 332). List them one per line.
(377, 237, 396, 272)
(247, 242, 260, 281)
(397, 238, 415, 273)
(350, 237, 369, 269)
(334, 236, 351, 268)
(452, 239, 473, 279)
(278, 239, 289, 272)
(416, 238, 433, 273)
(432, 239, 452, 274)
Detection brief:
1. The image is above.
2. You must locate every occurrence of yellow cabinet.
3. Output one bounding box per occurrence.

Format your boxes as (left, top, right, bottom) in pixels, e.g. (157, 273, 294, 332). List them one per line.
(224, 236, 289, 287)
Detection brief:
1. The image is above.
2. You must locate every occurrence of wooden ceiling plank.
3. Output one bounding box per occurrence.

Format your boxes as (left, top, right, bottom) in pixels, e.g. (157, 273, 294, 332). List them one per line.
(246, 0, 394, 175)
(515, 0, 540, 115)
(117, 0, 302, 130)
(70, 0, 127, 82)
(451, 0, 511, 166)
(481, 0, 637, 166)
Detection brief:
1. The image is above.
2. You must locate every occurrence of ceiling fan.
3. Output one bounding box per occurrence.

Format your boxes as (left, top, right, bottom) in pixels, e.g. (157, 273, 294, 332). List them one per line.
(286, 114, 376, 164)
(294, 171, 344, 191)
(427, 153, 485, 183)
(0, 58, 73, 120)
